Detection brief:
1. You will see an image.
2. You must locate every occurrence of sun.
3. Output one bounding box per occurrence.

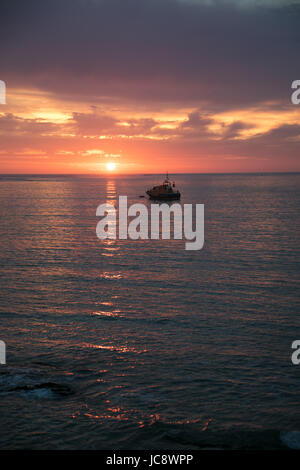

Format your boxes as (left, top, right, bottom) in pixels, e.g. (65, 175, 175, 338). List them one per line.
(106, 162, 116, 171)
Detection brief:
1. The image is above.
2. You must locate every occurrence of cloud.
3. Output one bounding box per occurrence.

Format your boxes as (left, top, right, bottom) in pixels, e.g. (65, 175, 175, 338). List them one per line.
(0, 113, 59, 135)
(181, 0, 300, 7)
(221, 120, 254, 140)
(181, 112, 213, 129)
(1, 0, 300, 171)
(72, 112, 117, 134)
(250, 123, 300, 143)
(1, 0, 299, 111)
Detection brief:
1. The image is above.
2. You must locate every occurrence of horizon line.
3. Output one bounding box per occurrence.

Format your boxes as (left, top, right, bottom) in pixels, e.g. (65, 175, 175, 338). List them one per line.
(0, 171, 300, 176)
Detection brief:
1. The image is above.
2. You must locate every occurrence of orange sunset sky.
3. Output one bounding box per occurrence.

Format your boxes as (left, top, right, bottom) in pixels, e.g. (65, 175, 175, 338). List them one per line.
(1, 0, 300, 174)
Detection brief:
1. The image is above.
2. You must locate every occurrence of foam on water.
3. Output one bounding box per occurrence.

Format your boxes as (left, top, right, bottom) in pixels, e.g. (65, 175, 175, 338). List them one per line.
(280, 431, 300, 450)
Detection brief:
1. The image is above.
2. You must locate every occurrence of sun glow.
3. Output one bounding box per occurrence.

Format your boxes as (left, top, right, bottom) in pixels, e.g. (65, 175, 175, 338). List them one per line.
(106, 162, 116, 171)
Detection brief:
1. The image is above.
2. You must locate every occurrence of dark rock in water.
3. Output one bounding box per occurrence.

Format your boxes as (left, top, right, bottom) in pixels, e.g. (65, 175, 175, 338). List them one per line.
(11, 382, 73, 397)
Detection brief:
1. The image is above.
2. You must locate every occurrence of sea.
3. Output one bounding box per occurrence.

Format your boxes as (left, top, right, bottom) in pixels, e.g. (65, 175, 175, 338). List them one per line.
(0, 173, 299, 450)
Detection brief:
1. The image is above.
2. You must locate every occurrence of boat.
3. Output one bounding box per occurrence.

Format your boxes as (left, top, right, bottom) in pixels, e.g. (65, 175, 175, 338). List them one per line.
(146, 173, 181, 200)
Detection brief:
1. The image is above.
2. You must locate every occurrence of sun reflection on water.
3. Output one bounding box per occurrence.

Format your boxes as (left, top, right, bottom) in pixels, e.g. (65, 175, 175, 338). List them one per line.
(81, 342, 148, 354)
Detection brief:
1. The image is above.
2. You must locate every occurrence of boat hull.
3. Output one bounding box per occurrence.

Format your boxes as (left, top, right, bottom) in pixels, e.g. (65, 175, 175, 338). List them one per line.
(146, 191, 181, 200)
